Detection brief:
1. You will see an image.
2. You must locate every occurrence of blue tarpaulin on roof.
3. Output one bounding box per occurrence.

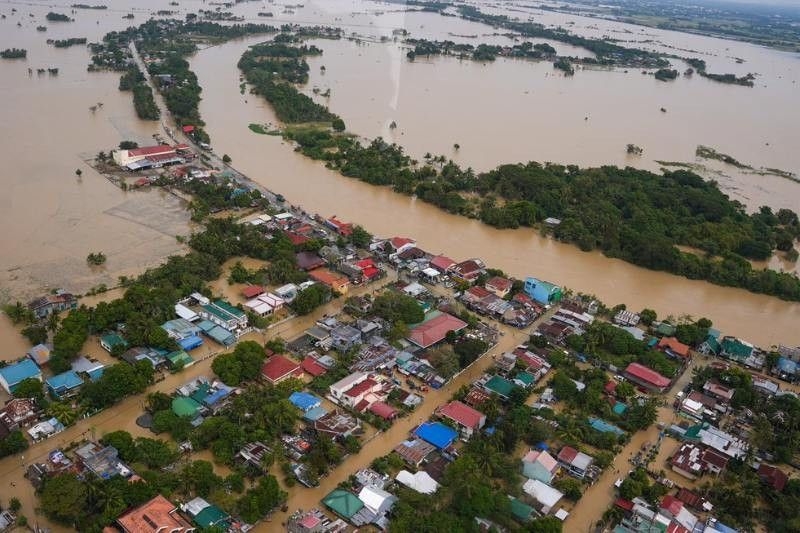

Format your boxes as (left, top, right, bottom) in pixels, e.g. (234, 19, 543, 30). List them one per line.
(414, 422, 458, 449)
(179, 335, 204, 351)
(289, 392, 322, 412)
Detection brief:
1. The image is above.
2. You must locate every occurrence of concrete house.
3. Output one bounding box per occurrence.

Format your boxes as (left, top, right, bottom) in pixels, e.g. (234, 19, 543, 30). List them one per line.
(522, 449, 560, 483)
(331, 325, 362, 352)
(523, 277, 562, 305)
(436, 400, 486, 439)
(0, 359, 42, 394)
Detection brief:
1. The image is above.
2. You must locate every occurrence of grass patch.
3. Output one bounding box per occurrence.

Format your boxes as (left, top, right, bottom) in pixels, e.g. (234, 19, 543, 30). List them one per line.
(248, 123, 281, 135)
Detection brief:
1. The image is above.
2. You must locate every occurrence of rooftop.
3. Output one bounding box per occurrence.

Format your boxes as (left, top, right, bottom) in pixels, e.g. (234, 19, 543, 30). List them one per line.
(261, 354, 301, 382)
(414, 421, 458, 449)
(0, 359, 41, 386)
(438, 400, 485, 430)
(323, 489, 364, 520)
(407, 312, 468, 348)
(116, 495, 192, 533)
(625, 362, 671, 388)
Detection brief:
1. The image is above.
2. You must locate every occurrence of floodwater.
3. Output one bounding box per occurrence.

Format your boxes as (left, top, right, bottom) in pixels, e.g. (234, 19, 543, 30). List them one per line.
(0, 0, 797, 345)
(0, 1, 799, 524)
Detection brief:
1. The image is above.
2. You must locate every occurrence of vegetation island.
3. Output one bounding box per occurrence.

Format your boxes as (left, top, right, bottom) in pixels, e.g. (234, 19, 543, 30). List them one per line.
(237, 33, 800, 303)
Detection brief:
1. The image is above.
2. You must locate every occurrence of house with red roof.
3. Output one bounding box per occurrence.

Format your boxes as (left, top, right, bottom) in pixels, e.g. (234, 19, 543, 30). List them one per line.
(659, 495, 699, 531)
(624, 362, 671, 392)
(261, 355, 302, 385)
(301, 356, 328, 377)
(388, 237, 416, 253)
(116, 495, 192, 533)
(355, 258, 382, 281)
(437, 400, 486, 438)
(241, 285, 265, 299)
(429, 255, 456, 273)
(285, 231, 311, 246)
(485, 276, 513, 298)
(368, 401, 398, 420)
(449, 258, 485, 285)
(309, 268, 350, 295)
(340, 377, 381, 410)
(407, 313, 468, 348)
(658, 337, 692, 359)
(325, 216, 353, 236)
(758, 463, 788, 491)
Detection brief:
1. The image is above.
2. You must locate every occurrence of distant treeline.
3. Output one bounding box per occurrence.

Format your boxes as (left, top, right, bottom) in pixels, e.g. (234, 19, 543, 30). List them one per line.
(686, 58, 755, 87)
(49, 38, 88, 48)
(1, 48, 27, 59)
(405, 38, 556, 62)
(71, 3, 107, 8)
(46, 12, 73, 22)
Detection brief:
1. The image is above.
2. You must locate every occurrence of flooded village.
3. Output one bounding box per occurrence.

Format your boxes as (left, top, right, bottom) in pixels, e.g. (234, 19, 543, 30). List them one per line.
(2, 1, 800, 533)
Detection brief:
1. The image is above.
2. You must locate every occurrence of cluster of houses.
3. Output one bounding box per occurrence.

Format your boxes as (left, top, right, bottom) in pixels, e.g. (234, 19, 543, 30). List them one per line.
(614, 494, 739, 533)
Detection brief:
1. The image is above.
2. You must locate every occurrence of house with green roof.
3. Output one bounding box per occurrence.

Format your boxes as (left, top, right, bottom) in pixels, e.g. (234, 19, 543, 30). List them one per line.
(513, 371, 535, 388)
(166, 350, 194, 369)
(100, 333, 128, 353)
(323, 489, 364, 520)
(698, 333, 721, 356)
(194, 504, 230, 529)
(509, 497, 535, 522)
(172, 396, 202, 419)
(720, 336, 755, 363)
(655, 322, 676, 337)
(199, 299, 248, 332)
(483, 375, 515, 399)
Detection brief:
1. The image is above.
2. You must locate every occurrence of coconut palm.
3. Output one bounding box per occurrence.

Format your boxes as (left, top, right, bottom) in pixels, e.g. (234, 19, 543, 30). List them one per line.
(47, 402, 78, 426)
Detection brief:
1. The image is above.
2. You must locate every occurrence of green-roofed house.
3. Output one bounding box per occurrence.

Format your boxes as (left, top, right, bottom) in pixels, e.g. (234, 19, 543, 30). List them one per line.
(483, 375, 515, 399)
(655, 322, 676, 337)
(509, 497, 535, 522)
(194, 504, 230, 529)
(323, 489, 364, 520)
(699, 333, 721, 356)
(172, 396, 202, 419)
(100, 333, 128, 353)
(199, 300, 248, 332)
(166, 350, 194, 369)
(513, 371, 535, 388)
(720, 336, 755, 363)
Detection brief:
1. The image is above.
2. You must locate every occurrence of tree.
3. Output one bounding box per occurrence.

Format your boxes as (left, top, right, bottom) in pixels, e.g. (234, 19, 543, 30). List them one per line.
(21, 324, 48, 345)
(426, 346, 460, 378)
(453, 338, 489, 368)
(211, 353, 243, 386)
(13, 377, 47, 405)
(615, 381, 635, 400)
(331, 118, 345, 131)
(9, 497, 21, 512)
(291, 284, 330, 315)
(350, 225, 371, 248)
(40, 474, 88, 525)
(371, 291, 424, 324)
(640, 308, 657, 326)
(222, 154, 232, 163)
(554, 477, 583, 501)
(119, 140, 138, 149)
(3, 302, 34, 324)
(0, 430, 28, 458)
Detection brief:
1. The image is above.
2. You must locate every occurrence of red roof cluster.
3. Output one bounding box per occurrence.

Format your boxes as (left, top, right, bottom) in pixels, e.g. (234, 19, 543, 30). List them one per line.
(390, 237, 415, 250)
(126, 145, 175, 157)
(485, 276, 513, 293)
(438, 401, 485, 430)
(758, 463, 788, 491)
(355, 259, 381, 279)
(624, 362, 671, 388)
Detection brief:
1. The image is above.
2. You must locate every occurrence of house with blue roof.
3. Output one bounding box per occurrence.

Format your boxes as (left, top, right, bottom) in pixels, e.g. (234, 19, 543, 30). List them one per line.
(178, 334, 204, 351)
(289, 392, 323, 412)
(523, 277, 562, 305)
(588, 417, 626, 436)
(414, 422, 458, 450)
(46, 371, 84, 399)
(0, 359, 42, 394)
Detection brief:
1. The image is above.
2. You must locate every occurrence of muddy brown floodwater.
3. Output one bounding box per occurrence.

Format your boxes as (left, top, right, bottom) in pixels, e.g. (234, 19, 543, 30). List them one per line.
(1, 0, 800, 528)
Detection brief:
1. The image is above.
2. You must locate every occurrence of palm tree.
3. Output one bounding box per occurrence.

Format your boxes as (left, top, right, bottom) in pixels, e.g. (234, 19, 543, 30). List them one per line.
(48, 402, 78, 426)
(46, 312, 59, 333)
